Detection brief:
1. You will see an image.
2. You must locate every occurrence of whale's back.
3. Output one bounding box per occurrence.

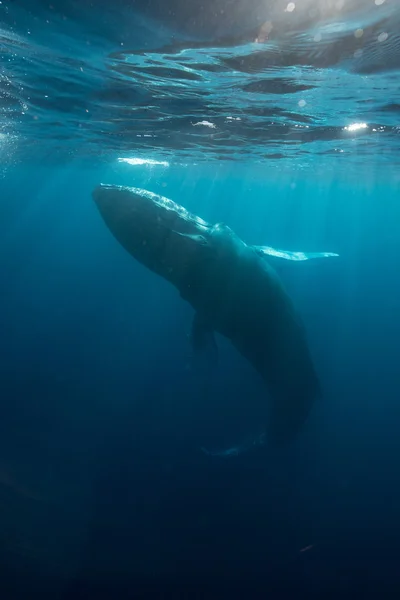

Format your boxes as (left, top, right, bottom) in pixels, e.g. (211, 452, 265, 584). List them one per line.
(186, 225, 321, 444)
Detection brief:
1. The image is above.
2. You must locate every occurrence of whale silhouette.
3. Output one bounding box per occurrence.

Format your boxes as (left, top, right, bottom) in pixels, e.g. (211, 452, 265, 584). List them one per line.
(93, 184, 338, 447)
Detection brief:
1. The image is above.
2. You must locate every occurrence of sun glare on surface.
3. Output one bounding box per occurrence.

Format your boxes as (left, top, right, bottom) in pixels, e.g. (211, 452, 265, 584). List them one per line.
(344, 122, 368, 132)
(118, 157, 169, 167)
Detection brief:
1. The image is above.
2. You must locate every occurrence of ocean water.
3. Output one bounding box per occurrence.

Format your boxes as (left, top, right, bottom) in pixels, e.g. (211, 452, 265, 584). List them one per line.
(1, 1, 400, 598)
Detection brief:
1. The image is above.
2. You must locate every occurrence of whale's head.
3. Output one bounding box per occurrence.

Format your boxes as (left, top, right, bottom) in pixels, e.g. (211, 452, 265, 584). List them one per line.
(93, 184, 212, 283)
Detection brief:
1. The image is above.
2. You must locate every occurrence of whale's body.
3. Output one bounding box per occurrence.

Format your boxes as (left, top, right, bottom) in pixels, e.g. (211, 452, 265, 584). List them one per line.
(93, 184, 335, 445)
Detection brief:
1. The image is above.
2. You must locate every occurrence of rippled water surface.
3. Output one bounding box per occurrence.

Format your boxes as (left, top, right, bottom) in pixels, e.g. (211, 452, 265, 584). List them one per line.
(1, 0, 400, 168)
(2, 3, 400, 595)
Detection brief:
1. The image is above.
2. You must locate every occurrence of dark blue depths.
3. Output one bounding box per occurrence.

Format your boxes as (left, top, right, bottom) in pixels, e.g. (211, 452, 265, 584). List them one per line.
(0, 163, 400, 598)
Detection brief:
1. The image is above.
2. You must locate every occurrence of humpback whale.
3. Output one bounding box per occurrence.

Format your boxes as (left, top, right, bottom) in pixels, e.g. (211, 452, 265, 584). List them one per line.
(93, 184, 338, 447)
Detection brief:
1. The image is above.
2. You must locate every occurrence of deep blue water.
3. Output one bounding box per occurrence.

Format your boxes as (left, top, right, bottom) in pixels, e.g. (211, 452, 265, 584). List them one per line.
(1, 1, 400, 599)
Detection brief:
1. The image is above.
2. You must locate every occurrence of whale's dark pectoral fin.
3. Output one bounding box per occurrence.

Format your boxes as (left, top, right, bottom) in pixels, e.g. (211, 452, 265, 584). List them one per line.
(190, 312, 218, 369)
(253, 245, 339, 262)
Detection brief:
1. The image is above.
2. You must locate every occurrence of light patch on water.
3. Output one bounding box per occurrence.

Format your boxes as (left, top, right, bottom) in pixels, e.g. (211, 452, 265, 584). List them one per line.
(118, 157, 169, 167)
(192, 121, 216, 129)
(0, 132, 17, 161)
(344, 122, 368, 132)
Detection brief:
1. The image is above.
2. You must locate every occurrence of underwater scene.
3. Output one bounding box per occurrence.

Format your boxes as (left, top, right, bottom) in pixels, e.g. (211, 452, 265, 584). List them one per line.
(1, 0, 400, 598)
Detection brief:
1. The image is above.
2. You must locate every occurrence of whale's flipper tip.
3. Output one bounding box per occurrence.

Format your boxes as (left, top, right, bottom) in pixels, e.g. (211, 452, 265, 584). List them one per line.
(254, 245, 339, 262)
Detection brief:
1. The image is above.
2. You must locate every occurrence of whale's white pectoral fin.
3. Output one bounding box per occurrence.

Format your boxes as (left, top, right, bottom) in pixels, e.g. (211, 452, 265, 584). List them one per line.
(253, 245, 339, 262)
